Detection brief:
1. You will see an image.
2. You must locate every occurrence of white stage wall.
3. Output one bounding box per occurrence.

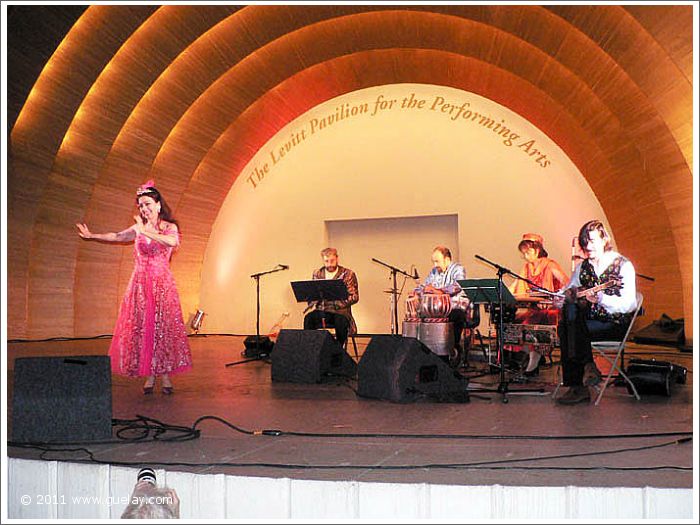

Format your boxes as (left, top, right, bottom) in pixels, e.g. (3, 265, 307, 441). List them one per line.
(7, 459, 693, 519)
(199, 84, 610, 335)
(327, 214, 459, 333)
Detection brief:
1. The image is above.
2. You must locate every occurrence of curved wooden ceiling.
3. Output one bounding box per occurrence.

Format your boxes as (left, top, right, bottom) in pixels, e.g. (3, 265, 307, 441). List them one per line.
(7, 5, 694, 340)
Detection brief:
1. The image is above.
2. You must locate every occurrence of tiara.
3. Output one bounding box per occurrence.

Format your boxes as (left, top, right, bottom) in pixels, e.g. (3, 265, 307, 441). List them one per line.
(136, 179, 157, 196)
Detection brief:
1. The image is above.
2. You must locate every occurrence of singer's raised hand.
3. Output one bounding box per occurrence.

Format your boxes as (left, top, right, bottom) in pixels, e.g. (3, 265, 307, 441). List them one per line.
(133, 215, 146, 234)
(76, 223, 92, 239)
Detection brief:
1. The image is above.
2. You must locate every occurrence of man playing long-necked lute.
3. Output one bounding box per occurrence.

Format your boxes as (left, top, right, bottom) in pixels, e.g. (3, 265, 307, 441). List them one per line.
(555, 220, 638, 405)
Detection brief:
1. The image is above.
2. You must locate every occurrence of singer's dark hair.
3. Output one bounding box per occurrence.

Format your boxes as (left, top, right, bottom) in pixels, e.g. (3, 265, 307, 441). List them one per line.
(136, 187, 180, 230)
(578, 220, 612, 251)
(517, 239, 548, 258)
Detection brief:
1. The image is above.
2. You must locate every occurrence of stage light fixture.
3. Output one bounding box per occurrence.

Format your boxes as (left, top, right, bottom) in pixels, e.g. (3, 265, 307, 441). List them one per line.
(191, 309, 205, 333)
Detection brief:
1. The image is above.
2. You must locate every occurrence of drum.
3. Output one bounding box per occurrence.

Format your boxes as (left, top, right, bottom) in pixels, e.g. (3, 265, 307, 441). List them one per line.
(455, 295, 470, 312)
(417, 322, 454, 357)
(419, 293, 452, 320)
(401, 320, 420, 339)
(405, 295, 420, 321)
(401, 321, 453, 357)
(456, 296, 481, 329)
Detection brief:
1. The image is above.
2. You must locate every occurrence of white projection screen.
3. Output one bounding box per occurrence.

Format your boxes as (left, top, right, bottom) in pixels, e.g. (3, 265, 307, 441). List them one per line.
(326, 214, 459, 334)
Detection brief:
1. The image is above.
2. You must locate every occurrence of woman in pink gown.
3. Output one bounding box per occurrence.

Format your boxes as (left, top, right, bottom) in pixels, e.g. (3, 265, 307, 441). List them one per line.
(76, 180, 192, 394)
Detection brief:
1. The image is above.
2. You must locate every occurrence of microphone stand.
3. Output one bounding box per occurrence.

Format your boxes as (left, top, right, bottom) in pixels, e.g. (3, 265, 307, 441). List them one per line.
(371, 258, 417, 334)
(225, 264, 288, 367)
(473, 254, 544, 403)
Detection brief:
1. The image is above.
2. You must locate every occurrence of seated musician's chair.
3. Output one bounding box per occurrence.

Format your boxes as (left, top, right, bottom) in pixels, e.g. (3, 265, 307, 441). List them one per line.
(319, 326, 358, 360)
(590, 292, 644, 405)
(452, 303, 484, 368)
(346, 333, 359, 360)
(553, 292, 644, 405)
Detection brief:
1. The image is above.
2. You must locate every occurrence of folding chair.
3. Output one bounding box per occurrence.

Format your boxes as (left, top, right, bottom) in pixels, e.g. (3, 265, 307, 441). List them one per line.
(346, 334, 359, 360)
(452, 304, 486, 368)
(590, 292, 644, 405)
(318, 326, 358, 360)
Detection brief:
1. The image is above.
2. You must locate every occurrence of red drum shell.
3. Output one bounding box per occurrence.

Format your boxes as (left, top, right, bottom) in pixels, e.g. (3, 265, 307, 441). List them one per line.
(419, 293, 452, 319)
(405, 295, 420, 321)
(455, 296, 470, 311)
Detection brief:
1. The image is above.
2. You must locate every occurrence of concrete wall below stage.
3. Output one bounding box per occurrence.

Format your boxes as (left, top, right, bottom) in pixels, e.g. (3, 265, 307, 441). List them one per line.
(7, 458, 693, 519)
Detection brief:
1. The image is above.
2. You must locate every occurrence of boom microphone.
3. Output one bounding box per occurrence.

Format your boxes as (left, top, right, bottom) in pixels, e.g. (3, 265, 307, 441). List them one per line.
(279, 264, 289, 270)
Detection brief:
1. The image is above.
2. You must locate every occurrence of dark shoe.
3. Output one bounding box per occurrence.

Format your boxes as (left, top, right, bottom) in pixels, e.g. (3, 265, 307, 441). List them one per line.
(556, 386, 591, 405)
(449, 346, 463, 369)
(504, 350, 528, 370)
(162, 386, 174, 395)
(583, 362, 603, 386)
(142, 385, 154, 395)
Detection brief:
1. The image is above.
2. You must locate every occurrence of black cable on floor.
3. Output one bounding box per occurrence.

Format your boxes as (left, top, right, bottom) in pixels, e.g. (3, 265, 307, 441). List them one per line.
(8, 414, 692, 473)
(7, 334, 113, 343)
(12, 436, 692, 472)
(7, 415, 200, 447)
(7, 333, 250, 343)
(190, 414, 692, 441)
(8, 413, 692, 448)
(112, 415, 200, 442)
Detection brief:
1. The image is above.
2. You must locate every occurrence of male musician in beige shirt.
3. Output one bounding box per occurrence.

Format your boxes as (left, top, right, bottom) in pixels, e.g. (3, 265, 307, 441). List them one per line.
(303, 248, 359, 348)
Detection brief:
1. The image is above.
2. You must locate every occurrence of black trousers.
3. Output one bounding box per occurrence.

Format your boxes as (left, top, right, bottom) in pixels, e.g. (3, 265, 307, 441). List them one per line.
(449, 308, 467, 350)
(304, 310, 350, 347)
(558, 303, 628, 386)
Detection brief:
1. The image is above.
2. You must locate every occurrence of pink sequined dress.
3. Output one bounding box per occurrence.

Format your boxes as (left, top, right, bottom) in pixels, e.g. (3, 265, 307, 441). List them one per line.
(109, 223, 193, 377)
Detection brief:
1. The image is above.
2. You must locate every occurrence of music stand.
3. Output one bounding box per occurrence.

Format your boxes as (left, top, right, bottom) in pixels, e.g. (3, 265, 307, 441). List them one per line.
(459, 278, 543, 402)
(291, 279, 349, 305)
(459, 279, 513, 306)
(291, 279, 349, 338)
(459, 279, 514, 372)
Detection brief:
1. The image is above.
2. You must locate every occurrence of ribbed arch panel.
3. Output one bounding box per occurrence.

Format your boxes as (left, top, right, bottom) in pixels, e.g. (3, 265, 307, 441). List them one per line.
(7, 4, 693, 340)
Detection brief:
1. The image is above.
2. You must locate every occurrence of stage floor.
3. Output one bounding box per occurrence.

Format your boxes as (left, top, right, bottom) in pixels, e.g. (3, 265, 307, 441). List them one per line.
(6, 335, 694, 489)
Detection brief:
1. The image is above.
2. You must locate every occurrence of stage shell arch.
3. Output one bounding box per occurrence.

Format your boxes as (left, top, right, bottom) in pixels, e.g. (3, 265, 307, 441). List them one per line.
(6, 4, 694, 342)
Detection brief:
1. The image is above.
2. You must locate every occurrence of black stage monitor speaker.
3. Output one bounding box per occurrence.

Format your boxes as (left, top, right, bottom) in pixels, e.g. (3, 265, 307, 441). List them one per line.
(271, 329, 357, 383)
(357, 335, 469, 403)
(11, 356, 113, 443)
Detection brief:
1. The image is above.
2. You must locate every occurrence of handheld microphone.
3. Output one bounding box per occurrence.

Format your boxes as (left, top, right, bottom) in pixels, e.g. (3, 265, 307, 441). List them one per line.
(279, 264, 289, 270)
(571, 236, 577, 273)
